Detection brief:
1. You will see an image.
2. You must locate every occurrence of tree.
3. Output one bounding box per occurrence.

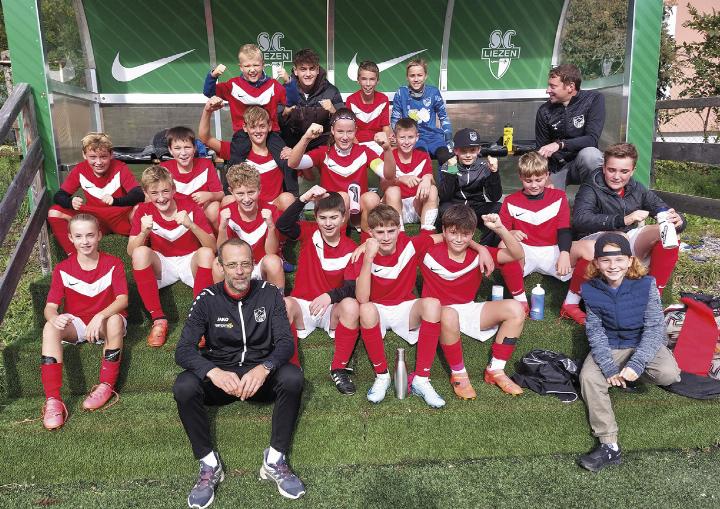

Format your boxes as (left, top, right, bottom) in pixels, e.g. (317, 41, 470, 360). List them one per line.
(675, 4, 720, 142)
(657, 5, 678, 100)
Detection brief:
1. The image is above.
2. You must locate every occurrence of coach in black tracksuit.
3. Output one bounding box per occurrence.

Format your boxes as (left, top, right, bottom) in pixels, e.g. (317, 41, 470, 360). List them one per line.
(173, 239, 303, 463)
(535, 64, 605, 190)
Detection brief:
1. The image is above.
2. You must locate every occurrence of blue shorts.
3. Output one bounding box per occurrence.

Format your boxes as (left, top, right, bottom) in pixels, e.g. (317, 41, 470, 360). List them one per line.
(416, 134, 448, 159)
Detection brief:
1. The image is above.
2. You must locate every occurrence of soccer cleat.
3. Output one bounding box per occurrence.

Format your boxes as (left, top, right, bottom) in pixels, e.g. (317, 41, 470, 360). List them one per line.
(42, 397, 68, 430)
(450, 372, 477, 400)
(187, 452, 224, 509)
(578, 444, 622, 472)
(82, 383, 116, 410)
(366, 374, 391, 403)
(560, 303, 586, 325)
(260, 448, 306, 499)
(484, 368, 524, 396)
(330, 368, 356, 395)
(411, 377, 446, 408)
(147, 319, 169, 347)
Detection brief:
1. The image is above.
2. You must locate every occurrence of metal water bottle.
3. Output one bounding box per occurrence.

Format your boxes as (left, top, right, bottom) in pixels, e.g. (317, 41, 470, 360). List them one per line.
(503, 124, 514, 154)
(394, 348, 408, 399)
(656, 207, 679, 249)
(530, 284, 545, 321)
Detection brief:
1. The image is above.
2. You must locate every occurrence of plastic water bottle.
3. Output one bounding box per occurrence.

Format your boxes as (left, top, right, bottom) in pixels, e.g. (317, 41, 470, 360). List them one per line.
(530, 284, 545, 321)
(503, 124, 514, 154)
(491, 285, 504, 301)
(656, 207, 679, 249)
(394, 348, 408, 399)
(348, 183, 361, 215)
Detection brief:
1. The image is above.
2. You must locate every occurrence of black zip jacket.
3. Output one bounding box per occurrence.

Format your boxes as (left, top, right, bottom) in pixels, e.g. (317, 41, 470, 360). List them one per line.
(175, 280, 294, 380)
(438, 159, 502, 206)
(535, 89, 605, 173)
(572, 169, 687, 239)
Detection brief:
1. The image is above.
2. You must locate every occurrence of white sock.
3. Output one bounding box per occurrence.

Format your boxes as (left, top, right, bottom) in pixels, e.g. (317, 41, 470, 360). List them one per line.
(513, 293, 528, 303)
(266, 446, 283, 464)
(201, 451, 218, 467)
(606, 442, 619, 451)
(489, 357, 506, 371)
(422, 208, 438, 230)
(399, 214, 405, 232)
(413, 375, 429, 384)
(451, 368, 467, 375)
(376, 372, 391, 380)
(564, 291, 581, 305)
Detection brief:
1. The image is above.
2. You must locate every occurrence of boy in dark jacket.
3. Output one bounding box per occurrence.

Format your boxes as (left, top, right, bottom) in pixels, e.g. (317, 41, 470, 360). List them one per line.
(438, 128, 502, 244)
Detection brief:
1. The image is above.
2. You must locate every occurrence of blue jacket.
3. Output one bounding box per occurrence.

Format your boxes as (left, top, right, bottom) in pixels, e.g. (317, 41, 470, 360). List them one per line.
(391, 85, 452, 142)
(582, 276, 666, 378)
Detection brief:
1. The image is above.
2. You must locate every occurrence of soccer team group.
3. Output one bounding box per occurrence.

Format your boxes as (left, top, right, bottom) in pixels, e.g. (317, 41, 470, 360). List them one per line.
(38, 44, 686, 505)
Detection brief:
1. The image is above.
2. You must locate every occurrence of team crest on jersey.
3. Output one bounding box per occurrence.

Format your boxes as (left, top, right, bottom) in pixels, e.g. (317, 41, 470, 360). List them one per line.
(257, 32, 292, 72)
(422, 98, 432, 108)
(253, 307, 267, 323)
(481, 30, 521, 80)
(573, 115, 585, 128)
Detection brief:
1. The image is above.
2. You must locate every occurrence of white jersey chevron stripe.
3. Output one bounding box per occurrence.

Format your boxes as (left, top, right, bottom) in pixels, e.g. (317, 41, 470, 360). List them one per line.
(174, 170, 208, 195)
(152, 211, 194, 241)
(350, 102, 386, 124)
(60, 266, 115, 297)
(398, 160, 427, 178)
(246, 158, 278, 174)
(422, 252, 479, 280)
(228, 218, 267, 246)
(371, 242, 416, 279)
(325, 151, 368, 177)
(230, 82, 274, 105)
(79, 172, 122, 199)
(312, 230, 352, 271)
(506, 198, 563, 226)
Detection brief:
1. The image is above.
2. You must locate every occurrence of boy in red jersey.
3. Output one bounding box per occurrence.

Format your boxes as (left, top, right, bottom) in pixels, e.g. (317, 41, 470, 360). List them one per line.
(217, 164, 285, 290)
(198, 100, 295, 210)
(40, 214, 128, 430)
(48, 132, 144, 256)
(277, 186, 361, 393)
(161, 126, 224, 231)
(353, 204, 494, 408)
(382, 117, 439, 232)
(128, 166, 217, 348)
(203, 44, 287, 166)
(287, 108, 395, 232)
(345, 60, 392, 157)
(420, 205, 526, 399)
(497, 152, 594, 320)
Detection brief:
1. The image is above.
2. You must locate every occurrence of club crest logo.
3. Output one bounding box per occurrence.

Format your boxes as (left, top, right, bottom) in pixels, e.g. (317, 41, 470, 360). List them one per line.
(253, 307, 267, 323)
(257, 32, 292, 72)
(469, 131, 478, 142)
(481, 30, 521, 80)
(573, 115, 585, 128)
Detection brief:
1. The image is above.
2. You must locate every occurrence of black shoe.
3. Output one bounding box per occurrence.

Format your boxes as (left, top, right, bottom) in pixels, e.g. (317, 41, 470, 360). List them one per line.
(330, 368, 356, 395)
(578, 443, 622, 472)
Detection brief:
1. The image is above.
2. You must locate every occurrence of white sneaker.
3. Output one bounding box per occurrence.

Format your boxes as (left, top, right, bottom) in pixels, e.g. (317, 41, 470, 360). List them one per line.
(367, 373, 391, 403)
(411, 377, 446, 408)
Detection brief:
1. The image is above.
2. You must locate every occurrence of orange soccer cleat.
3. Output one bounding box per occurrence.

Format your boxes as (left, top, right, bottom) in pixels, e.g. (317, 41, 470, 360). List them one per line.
(147, 319, 169, 347)
(42, 397, 68, 430)
(450, 372, 477, 400)
(560, 303, 586, 325)
(484, 368, 523, 396)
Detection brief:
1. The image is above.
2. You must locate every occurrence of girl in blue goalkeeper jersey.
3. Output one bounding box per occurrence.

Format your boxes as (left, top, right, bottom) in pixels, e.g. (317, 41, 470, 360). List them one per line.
(391, 59, 453, 165)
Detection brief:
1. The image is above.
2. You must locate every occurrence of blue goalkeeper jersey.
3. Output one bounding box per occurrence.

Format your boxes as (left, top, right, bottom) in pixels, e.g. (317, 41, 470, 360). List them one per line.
(391, 84, 452, 143)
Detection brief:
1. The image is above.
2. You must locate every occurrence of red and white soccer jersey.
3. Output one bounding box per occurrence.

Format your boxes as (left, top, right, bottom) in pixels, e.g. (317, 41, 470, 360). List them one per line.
(352, 232, 434, 305)
(291, 223, 357, 301)
(130, 197, 212, 257)
(345, 91, 390, 143)
(60, 159, 139, 209)
(420, 242, 499, 305)
(393, 149, 433, 199)
(219, 142, 284, 203)
(215, 77, 286, 132)
(306, 144, 381, 194)
(160, 159, 222, 200)
(219, 203, 280, 262)
(47, 252, 128, 323)
(499, 188, 570, 247)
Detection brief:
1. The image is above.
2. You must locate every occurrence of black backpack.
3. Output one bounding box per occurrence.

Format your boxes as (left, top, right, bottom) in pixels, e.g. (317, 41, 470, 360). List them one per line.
(512, 349, 580, 403)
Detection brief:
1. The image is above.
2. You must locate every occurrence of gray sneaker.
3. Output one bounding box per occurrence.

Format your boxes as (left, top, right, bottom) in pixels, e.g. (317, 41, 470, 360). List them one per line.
(259, 448, 306, 499)
(187, 452, 224, 509)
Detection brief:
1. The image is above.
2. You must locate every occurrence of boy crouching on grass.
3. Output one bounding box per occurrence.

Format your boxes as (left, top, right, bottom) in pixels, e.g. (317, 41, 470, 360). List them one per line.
(41, 214, 128, 430)
(128, 166, 217, 348)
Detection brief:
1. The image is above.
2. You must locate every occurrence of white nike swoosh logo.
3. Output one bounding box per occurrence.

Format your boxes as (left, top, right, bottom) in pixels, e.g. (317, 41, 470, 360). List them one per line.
(111, 50, 195, 82)
(347, 49, 426, 81)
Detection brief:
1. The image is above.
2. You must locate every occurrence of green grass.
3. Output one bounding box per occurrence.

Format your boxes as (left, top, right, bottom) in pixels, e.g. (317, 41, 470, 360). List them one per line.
(654, 160, 720, 200)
